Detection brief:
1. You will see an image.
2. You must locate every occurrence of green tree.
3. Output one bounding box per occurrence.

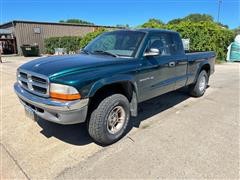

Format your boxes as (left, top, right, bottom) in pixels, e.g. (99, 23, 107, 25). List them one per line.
(140, 19, 234, 60)
(168, 18, 183, 25)
(216, 22, 229, 29)
(59, 19, 94, 25)
(168, 14, 229, 28)
(183, 13, 214, 22)
(166, 21, 234, 60)
(141, 18, 165, 28)
(168, 13, 214, 25)
(233, 26, 240, 35)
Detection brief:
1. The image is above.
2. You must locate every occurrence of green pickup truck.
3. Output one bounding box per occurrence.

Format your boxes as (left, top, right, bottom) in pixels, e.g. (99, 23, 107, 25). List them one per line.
(14, 29, 215, 145)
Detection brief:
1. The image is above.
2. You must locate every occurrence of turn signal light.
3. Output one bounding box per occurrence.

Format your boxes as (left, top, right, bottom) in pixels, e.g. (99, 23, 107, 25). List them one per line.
(50, 92, 81, 100)
(50, 83, 81, 100)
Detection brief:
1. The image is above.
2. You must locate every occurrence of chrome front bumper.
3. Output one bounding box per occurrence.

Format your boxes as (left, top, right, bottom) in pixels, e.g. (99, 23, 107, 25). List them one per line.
(14, 83, 89, 124)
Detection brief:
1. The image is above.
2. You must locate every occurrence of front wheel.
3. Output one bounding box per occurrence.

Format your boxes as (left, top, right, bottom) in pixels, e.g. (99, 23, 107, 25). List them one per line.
(88, 94, 130, 145)
(189, 70, 209, 97)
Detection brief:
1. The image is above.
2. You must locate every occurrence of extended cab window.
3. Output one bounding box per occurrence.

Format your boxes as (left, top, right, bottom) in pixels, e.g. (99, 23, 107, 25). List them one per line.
(146, 33, 179, 56)
(171, 33, 185, 55)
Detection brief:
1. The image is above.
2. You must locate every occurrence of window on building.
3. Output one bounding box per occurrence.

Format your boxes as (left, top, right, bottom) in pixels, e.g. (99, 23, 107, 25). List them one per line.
(33, 27, 41, 34)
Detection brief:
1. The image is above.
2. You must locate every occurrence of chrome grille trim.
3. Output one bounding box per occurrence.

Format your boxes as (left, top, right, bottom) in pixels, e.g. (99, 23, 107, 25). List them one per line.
(17, 69, 49, 97)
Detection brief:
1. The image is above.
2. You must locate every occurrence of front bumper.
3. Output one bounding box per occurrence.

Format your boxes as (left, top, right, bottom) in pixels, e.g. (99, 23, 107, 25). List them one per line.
(14, 83, 89, 124)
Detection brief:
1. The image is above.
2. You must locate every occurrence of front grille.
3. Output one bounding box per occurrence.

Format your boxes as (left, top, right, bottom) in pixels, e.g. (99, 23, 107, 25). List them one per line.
(17, 69, 49, 97)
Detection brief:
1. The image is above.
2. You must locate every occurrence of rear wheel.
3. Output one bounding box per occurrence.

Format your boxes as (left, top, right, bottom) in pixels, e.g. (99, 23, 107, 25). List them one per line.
(88, 94, 130, 145)
(189, 70, 209, 97)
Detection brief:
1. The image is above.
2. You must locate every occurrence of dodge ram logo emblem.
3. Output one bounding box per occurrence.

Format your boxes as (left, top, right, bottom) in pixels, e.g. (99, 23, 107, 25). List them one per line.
(27, 74, 34, 91)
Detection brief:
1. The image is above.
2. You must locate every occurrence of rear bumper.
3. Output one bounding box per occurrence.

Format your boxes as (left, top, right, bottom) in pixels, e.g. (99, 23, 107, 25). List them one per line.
(14, 83, 89, 124)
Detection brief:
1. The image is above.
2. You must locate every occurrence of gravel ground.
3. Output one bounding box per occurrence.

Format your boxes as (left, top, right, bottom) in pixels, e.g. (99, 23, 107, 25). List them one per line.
(1, 56, 239, 179)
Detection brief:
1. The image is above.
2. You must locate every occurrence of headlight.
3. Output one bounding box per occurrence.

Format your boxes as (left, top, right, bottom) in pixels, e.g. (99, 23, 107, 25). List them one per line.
(50, 83, 81, 100)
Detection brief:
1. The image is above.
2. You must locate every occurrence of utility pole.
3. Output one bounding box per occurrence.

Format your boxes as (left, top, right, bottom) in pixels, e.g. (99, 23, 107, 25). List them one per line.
(217, 0, 222, 22)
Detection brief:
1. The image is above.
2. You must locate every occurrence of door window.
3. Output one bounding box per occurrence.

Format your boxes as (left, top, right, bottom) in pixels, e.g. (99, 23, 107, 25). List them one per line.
(146, 33, 178, 56)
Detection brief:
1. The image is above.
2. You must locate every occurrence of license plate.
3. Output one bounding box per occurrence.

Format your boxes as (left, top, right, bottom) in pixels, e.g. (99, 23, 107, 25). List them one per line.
(24, 106, 36, 121)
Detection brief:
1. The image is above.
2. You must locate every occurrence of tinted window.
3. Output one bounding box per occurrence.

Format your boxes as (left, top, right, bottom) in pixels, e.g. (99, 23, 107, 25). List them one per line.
(172, 33, 184, 55)
(146, 33, 183, 56)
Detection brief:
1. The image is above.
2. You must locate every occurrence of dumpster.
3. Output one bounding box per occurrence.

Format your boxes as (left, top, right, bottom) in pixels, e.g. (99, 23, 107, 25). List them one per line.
(21, 44, 40, 57)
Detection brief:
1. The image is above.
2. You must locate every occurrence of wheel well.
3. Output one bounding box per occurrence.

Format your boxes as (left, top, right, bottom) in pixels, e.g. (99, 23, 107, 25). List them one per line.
(88, 81, 136, 113)
(200, 64, 210, 76)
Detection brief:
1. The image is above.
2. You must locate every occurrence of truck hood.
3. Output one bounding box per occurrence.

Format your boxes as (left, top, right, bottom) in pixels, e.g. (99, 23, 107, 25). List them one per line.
(19, 54, 128, 77)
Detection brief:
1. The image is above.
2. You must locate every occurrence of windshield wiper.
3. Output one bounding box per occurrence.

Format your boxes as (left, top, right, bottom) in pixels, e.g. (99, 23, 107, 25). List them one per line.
(81, 49, 90, 55)
(93, 50, 119, 57)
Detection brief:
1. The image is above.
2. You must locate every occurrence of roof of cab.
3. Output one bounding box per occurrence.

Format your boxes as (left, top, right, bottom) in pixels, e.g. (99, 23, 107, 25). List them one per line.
(111, 28, 178, 34)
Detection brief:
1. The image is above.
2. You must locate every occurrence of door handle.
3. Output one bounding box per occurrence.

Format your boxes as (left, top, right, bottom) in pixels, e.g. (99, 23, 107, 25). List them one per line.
(169, 61, 176, 67)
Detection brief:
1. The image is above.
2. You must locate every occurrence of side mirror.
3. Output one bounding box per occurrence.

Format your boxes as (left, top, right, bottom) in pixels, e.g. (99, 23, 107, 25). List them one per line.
(144, 48, 160, 57)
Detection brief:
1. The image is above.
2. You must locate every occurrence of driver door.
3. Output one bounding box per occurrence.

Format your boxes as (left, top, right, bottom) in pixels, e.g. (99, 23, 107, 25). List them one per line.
(138, 32, 176, 102)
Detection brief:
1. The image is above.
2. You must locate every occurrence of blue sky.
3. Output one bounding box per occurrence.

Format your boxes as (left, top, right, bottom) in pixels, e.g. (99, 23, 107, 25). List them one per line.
(1, 0, 239, 29)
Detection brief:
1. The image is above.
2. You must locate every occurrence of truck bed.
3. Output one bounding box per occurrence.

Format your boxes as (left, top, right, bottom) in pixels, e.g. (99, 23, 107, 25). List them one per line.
(184, 51, 216, 86)
(186, 51, 216, 61)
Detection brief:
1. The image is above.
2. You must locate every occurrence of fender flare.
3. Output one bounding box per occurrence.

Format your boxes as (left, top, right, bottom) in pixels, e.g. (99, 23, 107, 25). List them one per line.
(194, 61, 211, 82)
(88, 74, 139, 98)
(87, 75, 139, 117)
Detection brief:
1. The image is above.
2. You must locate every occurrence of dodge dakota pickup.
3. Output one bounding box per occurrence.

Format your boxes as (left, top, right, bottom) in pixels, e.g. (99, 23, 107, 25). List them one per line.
(14, 29, 215, 145)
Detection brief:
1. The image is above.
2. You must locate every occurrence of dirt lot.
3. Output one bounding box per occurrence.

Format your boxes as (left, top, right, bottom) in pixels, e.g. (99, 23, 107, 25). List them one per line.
(1, 56, 239, 179)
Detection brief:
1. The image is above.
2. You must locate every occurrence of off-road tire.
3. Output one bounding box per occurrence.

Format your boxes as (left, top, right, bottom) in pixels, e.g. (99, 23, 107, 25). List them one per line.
(189, 70, 209, 97)
(88, 94, 130, 145)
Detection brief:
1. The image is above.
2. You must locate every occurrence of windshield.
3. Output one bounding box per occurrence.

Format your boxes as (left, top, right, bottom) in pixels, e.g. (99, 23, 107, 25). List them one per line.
(84, 31, 146, 58)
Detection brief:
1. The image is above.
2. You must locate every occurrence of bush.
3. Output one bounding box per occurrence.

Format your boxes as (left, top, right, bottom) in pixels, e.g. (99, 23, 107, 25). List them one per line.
(141, 21, 234, 60)
(79, 28, 107, 48)
(59, 19, 94, 25)
(167, 21, 234, 60)
(44, 28, 107, 54)
(141, 18, 165, 28)
(44, 36, 82, 54)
